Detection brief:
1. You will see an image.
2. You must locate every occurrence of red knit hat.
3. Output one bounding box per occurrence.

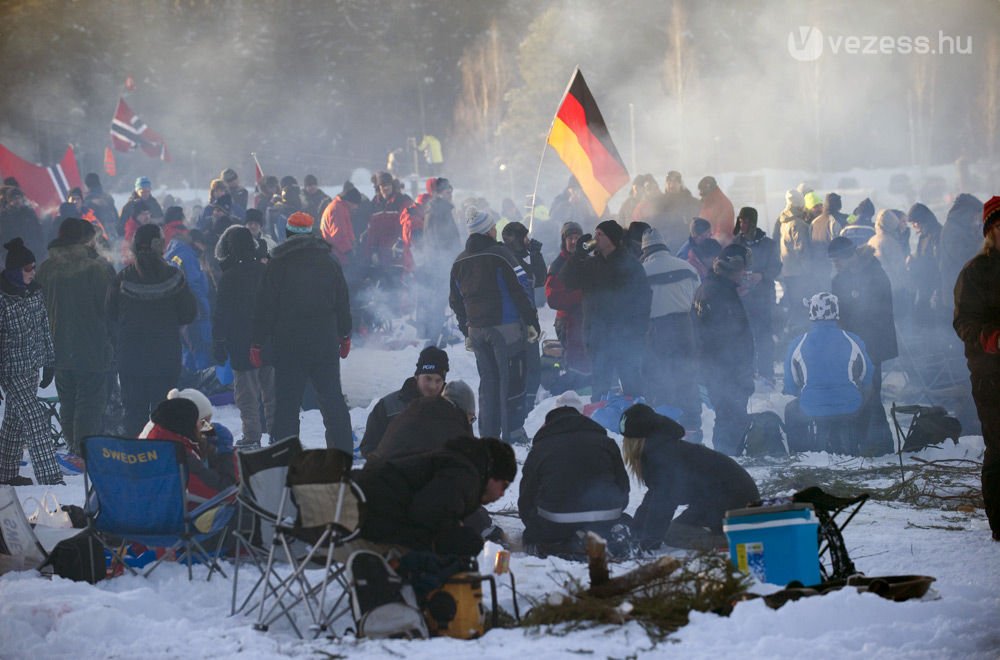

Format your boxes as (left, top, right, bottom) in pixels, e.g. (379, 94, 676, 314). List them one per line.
(983, 196, 1000, 236)
(286, 211, 314, 235)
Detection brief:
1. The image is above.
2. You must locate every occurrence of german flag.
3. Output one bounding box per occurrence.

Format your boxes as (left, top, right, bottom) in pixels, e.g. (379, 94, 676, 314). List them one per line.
(546, 69, 629, 216)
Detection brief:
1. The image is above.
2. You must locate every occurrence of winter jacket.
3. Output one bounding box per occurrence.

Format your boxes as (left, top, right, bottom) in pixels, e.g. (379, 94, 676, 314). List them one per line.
(640, 244, 699, 318)
(303, 188, 332, 221)
(909, 218, 942, 312)
(360, 377, 422, 458)
(508, 243, 547, 307)
(831, 246, 898, 364)
(559, 246, 652, 346)
(631, 418, 760, 543)
(107, 253, 197, 374)
(367, 191, 412, 253)
(399, 201, 425, 272)
(867, 211, 908, 291)
(0, 278, 55, 378)
(733, 227, 781, 311)
(449, 233, 538, 336)
(653, 189, 702, 252)
(811, 193, 848, 252)
(212, 227, 266, 371)
(351, 437, 492, 551)
(320, 195, 356, 266)
(940, 194, 984, 304)
(119, 193, 163, 234)
(266, 198, 302, 243)
(368, 395, 472, 463)
(0, 206, 45, 263)
(698, 187, 735, 243)
(953, 249, 1000, 374)
(165, 235, 213, 372)
(227, 186, 249, 221)
(83, 188, 119, 238)
(423, 197, 461, 258)
(783, 320, 873, 418)
(252, 235, 351, 365)
(692, 271, 753, 386)
(139, 422, 237, 509)
(775, 207, 811, 277)
(545, 250, 587, 371)
(36, 241, 114, 373)
(519, 408, 629, 542)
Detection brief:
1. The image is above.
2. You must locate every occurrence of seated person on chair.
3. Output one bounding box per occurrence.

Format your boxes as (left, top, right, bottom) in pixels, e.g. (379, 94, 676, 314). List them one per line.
(519, 406, 630, 557)
(359, 346, 449, 458)
(349, 437, 515, 558)
(782, 292, 873, 454)
(621, 403, 760, 550)
(366, 380, 475, 464)
(140, 397, 237, 509)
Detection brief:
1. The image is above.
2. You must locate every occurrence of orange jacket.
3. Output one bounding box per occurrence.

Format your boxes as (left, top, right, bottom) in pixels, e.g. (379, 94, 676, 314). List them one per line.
(320, 196, 355, 265)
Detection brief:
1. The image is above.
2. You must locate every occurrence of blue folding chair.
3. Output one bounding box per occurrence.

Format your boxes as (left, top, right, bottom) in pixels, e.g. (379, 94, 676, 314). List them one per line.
(82, 435, 236, 580)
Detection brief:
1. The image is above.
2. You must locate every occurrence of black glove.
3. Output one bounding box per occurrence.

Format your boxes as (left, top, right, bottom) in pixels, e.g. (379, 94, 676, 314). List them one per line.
(39, 366, 54, 389)
(528, 238, 543, 254)
(575, 233, 593, 258)
(213, 340, 228, 366)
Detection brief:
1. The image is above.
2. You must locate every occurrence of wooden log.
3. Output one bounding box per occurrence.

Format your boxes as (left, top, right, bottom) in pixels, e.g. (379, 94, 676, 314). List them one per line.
(585, 532, 609, 587)
(588, 556, 683, 599)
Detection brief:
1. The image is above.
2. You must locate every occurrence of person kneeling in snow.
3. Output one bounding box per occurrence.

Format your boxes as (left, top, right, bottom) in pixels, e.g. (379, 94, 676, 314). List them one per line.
(621, 403, 759, 551)
(519, 406, 631, 558)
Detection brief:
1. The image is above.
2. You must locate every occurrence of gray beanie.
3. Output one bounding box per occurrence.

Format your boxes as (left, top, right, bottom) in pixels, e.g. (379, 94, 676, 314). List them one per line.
(467, 210, 495, 235)
(640, 228, 666, 251)
(443, 380, 476, 415)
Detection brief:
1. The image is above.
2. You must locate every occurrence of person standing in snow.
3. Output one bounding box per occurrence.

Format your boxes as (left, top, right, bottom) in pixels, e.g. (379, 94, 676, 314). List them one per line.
(163, 207, 213, 373)
(733, 207, 782, 384)
(545, 221, 590, 382)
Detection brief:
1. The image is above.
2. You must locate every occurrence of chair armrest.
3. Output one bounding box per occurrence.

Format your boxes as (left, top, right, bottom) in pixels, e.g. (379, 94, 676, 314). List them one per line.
(188, 484, 239, 518)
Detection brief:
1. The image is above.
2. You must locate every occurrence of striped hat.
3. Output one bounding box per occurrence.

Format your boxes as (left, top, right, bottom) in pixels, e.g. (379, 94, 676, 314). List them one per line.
(286, 211, 314, 235)
(467, 210, 494, 235)
(983, 196, 1000, 236)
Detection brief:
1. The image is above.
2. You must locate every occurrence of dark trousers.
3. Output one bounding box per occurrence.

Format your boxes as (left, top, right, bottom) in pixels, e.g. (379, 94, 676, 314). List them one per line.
(745, 301, 775, 380)
(54, 369, 108, 455)
(272, 357, 353, 455)
(647, 313, 701, 431)
(470, 323, 526, 441)
(705, 375, 751, 456)
(971, 371, 1000, 535)
(784, 398, 859, 454)
(119, 364, 180, 437)
(589, 333, 644, 402)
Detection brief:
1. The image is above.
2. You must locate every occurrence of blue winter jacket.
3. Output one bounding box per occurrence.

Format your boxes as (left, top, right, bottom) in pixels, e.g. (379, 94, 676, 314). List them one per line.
(165, 238, 213, 371)
(783, 320, 873, 418)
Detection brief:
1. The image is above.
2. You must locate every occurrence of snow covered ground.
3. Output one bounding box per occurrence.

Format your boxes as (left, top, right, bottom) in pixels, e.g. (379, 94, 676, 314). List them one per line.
(2, 308, 999, 659)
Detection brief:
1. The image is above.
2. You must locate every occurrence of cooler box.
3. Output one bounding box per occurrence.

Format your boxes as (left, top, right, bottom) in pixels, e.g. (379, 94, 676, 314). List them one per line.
(723, 502, 820, 586)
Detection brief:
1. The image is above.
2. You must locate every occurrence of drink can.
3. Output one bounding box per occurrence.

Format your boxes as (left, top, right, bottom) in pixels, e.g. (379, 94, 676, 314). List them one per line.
(493, 549, 510, 575)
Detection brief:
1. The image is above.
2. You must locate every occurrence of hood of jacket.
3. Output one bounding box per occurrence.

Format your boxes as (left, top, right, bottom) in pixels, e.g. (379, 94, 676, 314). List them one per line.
(269, 234, 330, 261)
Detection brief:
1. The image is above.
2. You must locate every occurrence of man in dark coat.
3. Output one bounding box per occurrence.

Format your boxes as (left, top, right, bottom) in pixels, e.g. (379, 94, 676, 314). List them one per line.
(360, 346, 449, 458)
(0, 186, 45, 263)
(449, 211, 539, 444)
(691, 246, 754, 455)
(83, 172, 119, 239)
(301, 174, 332, 221)
(252, 211, 353, 454)
(36, 218, 114, 455)
(107, 224, 197, 436)
(118, 176, 164, 236)
(349, 437, 516, 556)
(940, 193, 984, 310)
(213, 224, 274, 449)
(367, 380, 475, 464)
(620, 404, 760, 550)
(829, 237, 898, 455)
(220, 168, 249, 221)
(733, 207, 782, 383)
(906, 202, 944, 323)
(519, 406, 630, 556)
(559, 219, 652, 401)
(953, 195, 1000, 541)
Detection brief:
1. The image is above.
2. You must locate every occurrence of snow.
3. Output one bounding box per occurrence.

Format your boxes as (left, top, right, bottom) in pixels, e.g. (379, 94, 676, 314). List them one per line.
(3, 307, 999, 659)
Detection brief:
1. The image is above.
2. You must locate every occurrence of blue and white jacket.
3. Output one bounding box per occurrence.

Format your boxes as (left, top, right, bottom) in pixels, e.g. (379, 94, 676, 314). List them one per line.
(783, 320, 873, 418)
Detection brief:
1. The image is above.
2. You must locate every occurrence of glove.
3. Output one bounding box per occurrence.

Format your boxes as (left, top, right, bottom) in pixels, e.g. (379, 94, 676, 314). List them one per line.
(526, 326, 539, 343)
(249, 344, 264, 369)
(213, 341, 228, 366)
(465, 336, 474, 352)
(528, 238, 543, 254)
(981, 329, 1000, 354)
(39, 366, 54, 389)
(575, 233, 593, 257)
(339, 336, 351, 359)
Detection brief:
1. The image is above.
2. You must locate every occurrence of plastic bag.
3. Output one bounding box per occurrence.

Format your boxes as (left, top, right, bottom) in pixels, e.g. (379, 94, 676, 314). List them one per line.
(24, 491, 73, 529)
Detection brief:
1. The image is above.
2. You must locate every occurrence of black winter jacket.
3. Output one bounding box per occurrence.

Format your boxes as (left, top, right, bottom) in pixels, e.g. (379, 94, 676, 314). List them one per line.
(351, 437, 490, 550)
(953, 249, 1000, 374)
(368, 395, 472, 463)
(831, 247, 899, 364)
(360, 377, 422, 458)
(252, 235, 351, 365)
(733, 227, 781, 311)
(692, 272, 753, 386)
(559, 246, 652, 345)
(449, 233, 538, 335)
(213, 256, 266, 371)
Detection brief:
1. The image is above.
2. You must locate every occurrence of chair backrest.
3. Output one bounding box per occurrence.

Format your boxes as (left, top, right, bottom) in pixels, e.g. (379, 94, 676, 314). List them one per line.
(0, 485, 48, 575)
(237, 436, 303, 540)
(287, 449, 363, 540)
(83, 436, 188, 536)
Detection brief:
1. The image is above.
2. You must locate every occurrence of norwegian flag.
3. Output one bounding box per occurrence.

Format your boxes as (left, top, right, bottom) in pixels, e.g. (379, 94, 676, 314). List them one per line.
(110, 97, 170, 161)
(0, 143, 82, 214)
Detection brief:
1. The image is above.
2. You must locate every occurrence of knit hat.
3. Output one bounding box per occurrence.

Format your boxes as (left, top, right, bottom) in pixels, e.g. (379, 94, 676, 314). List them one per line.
(244, 208, 264, 226)
(467, 210, 495, 235)
(691, 217, 711, 236)
(135, 176, 151, 191)
(803, 191, 823, 211)
(501, 221, 528, 242)
(484, 438, 517, 482)
(560, 221, 583, 241)
(982, 196, 1000, 236)
(57, 217, 88, 244)
(827, 236, 857, 259)
(640, 227, 667, 251)
(595, 219, 624, 246)
(133, 223, 163, 253)
(415, 345, 449, 378)
(786, 189, 805, 209)
(3, 237, 35, 270)
(341, 182, 362, 205)
(286, 211, 315, 235)
(620, 403, 660, 438)
(151, 398, 199, 440)
(164, 206, 185, 224)
(443, 380, 475, 416)
(805, 292, 839, 321)
(167, 387, 213, 422)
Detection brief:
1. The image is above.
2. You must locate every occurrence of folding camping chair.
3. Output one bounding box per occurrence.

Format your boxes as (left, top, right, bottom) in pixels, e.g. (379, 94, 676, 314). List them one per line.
(891, 403, 962, 453)
(230, 436, 304, 616)
(253, 448, 365, 638)
(82, 435, 236, 581)
(792, 486, 869, 582)
(38, 395, 64, 448)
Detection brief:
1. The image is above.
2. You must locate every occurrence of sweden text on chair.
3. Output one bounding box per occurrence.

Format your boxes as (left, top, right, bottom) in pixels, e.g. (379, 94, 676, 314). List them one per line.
(82, 435, 235, 580)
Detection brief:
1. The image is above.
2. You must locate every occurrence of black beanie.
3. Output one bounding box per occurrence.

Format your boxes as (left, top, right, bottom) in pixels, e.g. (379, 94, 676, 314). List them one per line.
(133, 223, 162, 253)
(57, 217, 87, 243)
(3, 237, 35, 270)
(484, 439, 516, 482)
(244, 208, 264, 225)
(151, 398, 199, 439)
(827, 236, 856, 259)
(341, 185, 362, 205)
(595, 220, 624, 246)
(415, 345, 449, 378)
(164, 206, 185, 224)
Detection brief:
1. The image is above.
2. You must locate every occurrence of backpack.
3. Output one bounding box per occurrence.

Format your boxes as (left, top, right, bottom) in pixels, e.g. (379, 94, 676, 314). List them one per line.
(42, 529, 106, 584)
(741, 411, 789, 457)
(348, 550, 428, 640)
(901, 406, 962, 452)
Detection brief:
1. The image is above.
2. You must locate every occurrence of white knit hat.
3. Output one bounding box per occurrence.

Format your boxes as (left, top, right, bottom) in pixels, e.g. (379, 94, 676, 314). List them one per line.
(167, 388, 213, 421)
(466, 210, 495, 235)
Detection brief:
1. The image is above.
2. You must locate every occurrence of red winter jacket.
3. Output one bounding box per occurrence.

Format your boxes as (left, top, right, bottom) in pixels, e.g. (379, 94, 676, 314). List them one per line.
(545, 250, 589, 373)
(320, 196, 356, 266)
(140, 424, 237, 509)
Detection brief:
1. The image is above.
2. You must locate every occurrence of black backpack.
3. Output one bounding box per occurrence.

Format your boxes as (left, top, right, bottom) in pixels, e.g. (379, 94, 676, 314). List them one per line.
(741, 411, 789, 457)
(43, 529, 106, 584)
(901, 406, 962, 452)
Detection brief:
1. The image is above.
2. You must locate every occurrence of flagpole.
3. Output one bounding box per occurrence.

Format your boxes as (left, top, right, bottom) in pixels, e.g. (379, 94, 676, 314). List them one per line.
(528, 66, 580, 235)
